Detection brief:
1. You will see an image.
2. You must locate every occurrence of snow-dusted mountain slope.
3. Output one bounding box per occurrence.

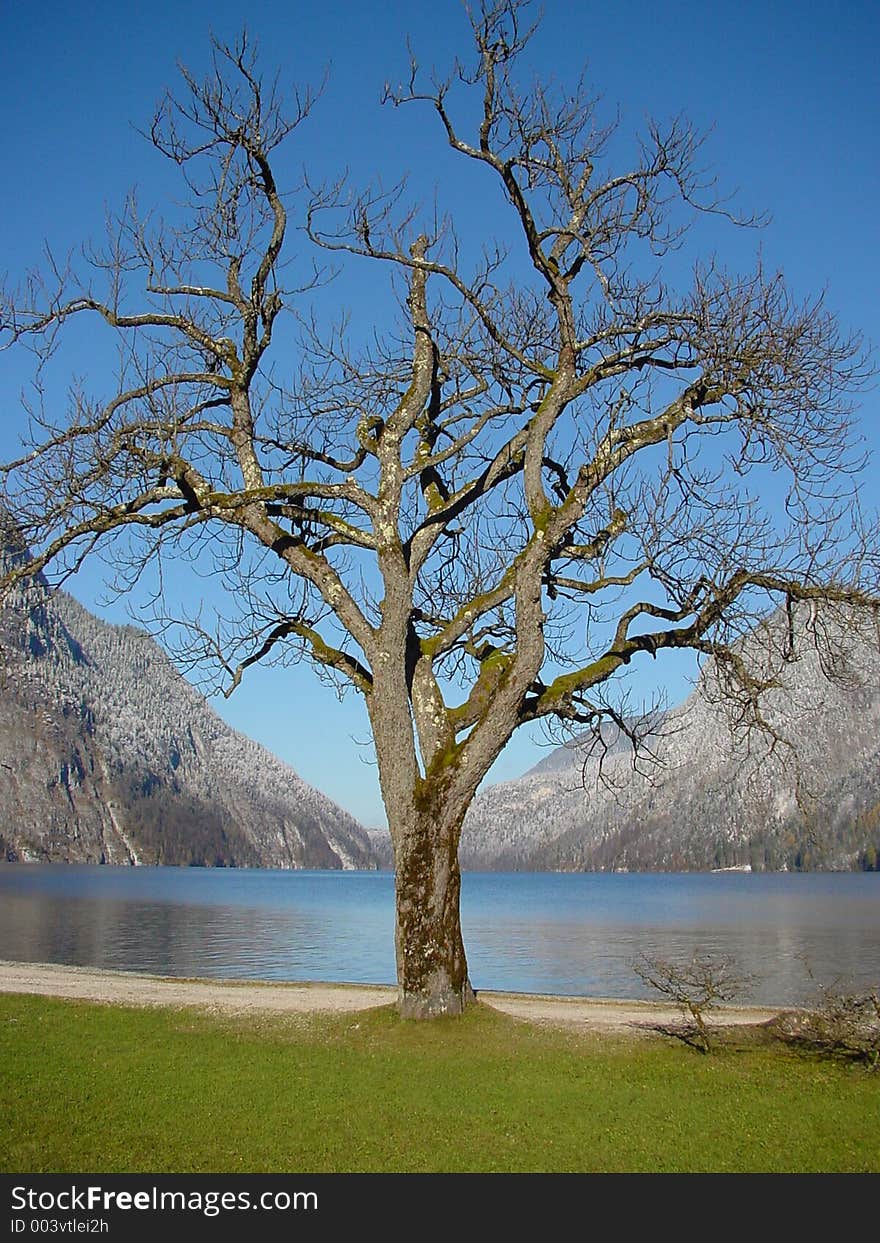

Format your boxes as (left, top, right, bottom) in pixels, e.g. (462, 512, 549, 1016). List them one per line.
(461, 610, 880, 872)
(0, 527, 375, 869)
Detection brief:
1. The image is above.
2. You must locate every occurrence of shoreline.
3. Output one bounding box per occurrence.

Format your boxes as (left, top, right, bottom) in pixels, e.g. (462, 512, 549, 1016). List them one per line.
(0, 960, 782, 1033)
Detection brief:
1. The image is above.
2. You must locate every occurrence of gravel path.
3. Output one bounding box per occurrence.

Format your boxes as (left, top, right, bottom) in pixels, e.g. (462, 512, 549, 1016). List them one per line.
(0, 960, 781, 1034)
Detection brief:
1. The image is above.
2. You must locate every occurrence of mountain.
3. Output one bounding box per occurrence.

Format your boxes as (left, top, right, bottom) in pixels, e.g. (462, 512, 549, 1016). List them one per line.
(0, 523, 375, 869)
(461, 609, 880, 872)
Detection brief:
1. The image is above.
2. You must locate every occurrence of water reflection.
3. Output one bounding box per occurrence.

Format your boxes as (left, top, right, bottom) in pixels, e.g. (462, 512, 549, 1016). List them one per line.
(0, 866, 877, 1005)
(459, 872, 880, 1004)
(0, 868, 397, 985)
(464, 917, 880, 1004)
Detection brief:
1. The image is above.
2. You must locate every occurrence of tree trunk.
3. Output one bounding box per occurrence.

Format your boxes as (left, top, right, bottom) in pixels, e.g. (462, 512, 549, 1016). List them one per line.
(392, 813, 475, 1019)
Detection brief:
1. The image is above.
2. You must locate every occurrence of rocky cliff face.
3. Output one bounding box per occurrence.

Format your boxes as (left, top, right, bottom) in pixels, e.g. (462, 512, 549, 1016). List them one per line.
(0, 528, 375, 869)
(461, 610, 880, 872)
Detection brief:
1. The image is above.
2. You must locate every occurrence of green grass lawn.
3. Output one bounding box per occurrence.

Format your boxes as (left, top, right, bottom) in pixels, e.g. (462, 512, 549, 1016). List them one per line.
(1, 993, 877, 1173)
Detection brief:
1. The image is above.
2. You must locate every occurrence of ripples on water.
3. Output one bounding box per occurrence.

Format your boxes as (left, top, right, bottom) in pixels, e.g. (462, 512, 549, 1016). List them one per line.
(0, 866, 877, 1005)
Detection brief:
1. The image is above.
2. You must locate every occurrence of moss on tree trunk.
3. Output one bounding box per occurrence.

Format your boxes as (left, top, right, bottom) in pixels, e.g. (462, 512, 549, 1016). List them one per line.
(392, 815, 475, 1018)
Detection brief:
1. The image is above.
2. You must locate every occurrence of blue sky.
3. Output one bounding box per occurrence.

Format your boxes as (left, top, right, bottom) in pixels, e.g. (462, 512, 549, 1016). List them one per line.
(2, 1, 878, 826)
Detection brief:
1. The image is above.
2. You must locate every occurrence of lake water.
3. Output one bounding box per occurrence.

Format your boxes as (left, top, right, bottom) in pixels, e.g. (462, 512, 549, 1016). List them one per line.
(0, 866, 878, 1006)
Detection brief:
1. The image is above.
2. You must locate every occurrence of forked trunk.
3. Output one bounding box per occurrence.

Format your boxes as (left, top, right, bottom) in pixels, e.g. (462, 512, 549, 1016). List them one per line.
(392, 814, 475, 1019)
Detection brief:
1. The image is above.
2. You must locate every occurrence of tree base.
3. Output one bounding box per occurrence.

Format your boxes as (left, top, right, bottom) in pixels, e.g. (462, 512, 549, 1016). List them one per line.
(397, 978, 476, 1020)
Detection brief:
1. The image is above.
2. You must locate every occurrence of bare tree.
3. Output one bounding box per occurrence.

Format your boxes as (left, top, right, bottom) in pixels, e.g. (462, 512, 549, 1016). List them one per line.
(2, 4, 878, 1017)
(633, 952, 752, 1053)
(773, 978, 880, 1069)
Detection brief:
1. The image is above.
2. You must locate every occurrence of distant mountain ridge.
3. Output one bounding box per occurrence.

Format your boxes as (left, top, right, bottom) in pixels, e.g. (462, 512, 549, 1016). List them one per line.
(0, 522, 375, 869)
(461, 609, 880, 872)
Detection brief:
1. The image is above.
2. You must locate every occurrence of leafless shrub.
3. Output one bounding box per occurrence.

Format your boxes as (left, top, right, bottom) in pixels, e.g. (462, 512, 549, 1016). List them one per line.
(772, 983, 880, 1069)
(632, 951, 752, 1053)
